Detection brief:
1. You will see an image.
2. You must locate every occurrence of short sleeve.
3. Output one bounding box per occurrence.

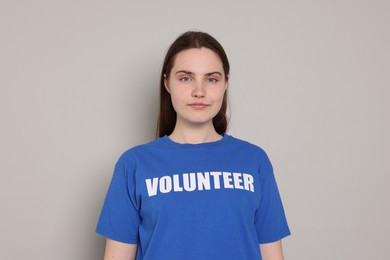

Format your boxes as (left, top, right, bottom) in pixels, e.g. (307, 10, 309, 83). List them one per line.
(254, 151, 291, 243)
(96, 152, 140, 244)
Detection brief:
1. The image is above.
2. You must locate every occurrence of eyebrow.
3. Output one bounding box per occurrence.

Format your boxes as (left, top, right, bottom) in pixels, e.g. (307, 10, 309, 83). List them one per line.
(175, 70, 223, 77)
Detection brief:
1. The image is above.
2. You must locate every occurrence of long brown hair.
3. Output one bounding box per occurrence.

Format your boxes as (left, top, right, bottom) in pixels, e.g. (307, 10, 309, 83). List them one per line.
(156, 31, 230, 138)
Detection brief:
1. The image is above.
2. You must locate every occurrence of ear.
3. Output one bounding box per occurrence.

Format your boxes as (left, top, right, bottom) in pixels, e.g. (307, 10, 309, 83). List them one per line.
(163, 74, 170, 93)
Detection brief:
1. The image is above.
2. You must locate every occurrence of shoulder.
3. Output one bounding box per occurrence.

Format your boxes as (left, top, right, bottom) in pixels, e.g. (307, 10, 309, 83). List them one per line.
(227, 134, 269, 158)
(114, 138, 165, 166)
(227, 135, 275, 177)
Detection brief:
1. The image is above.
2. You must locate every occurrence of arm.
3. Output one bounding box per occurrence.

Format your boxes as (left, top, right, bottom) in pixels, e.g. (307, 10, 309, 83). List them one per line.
(259, 240, 284, 260)
(104, 238, 138, 260)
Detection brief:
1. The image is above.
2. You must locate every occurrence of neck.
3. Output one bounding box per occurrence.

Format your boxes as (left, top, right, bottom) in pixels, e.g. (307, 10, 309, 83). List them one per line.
(169, 121, 222, 144)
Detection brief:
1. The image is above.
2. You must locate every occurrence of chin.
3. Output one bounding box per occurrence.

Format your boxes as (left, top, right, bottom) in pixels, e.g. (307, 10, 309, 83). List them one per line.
(178, 114, 216, 126)
(176, 108, 221, 125)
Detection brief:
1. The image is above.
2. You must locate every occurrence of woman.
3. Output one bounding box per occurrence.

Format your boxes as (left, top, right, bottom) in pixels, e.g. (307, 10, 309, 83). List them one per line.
(96, 31, 291, 260)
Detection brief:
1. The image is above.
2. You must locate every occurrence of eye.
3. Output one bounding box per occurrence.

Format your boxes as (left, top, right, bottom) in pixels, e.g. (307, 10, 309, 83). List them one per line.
(207, 77, 218, 83)
(179, 76, 192, 82)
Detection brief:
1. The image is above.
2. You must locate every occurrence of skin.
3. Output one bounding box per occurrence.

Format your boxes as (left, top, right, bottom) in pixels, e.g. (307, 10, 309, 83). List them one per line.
(260, 240, 285, 260)
(103, 47, 285, 260)
(103, 239, 137, 260)
(164, 47, 228, 144)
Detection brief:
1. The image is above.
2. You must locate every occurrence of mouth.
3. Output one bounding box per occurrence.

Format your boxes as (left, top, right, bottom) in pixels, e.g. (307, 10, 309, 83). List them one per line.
(188, 103, 209, 109)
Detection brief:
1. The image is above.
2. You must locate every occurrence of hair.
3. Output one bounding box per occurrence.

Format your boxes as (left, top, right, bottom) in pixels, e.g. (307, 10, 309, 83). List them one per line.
(156, 31, 230, 138)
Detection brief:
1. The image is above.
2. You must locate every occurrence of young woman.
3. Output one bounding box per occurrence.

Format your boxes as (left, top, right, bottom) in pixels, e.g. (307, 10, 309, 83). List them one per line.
(96, 31, 291, 260)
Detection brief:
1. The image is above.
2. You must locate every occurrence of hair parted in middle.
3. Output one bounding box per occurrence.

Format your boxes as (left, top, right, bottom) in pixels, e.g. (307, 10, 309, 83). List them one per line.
(156, 31, 230, 138)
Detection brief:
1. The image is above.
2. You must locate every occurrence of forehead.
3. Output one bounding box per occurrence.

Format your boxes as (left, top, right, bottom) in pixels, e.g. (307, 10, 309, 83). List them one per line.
(172, 48, 223, 73)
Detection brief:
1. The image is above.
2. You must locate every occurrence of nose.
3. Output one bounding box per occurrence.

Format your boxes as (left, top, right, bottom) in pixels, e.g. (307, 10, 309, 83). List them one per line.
(192, 81, 206, 98)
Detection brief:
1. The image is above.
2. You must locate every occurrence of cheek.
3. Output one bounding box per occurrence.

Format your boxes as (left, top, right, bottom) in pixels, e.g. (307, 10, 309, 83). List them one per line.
(169, 89, 189, 113)
(170, 89, 187, 104)
(211, 88, 226, 102)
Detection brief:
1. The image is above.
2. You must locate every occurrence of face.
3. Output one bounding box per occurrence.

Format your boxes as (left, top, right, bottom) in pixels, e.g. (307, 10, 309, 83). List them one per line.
(164, 48, 227, 128)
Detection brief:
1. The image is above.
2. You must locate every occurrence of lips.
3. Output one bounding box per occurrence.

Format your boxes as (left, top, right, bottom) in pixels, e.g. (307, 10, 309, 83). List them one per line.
(189, 102, 209, 109)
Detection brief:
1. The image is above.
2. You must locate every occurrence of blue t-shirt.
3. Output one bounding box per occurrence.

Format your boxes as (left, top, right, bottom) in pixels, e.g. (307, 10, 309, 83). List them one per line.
(96, 134, 291, 259)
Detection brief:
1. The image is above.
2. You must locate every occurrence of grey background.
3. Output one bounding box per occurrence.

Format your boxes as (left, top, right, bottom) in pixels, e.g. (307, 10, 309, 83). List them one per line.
(1, 0, 389, 259)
